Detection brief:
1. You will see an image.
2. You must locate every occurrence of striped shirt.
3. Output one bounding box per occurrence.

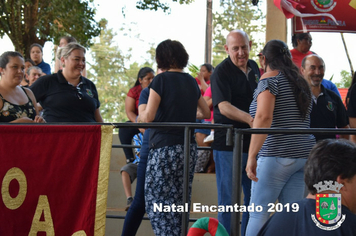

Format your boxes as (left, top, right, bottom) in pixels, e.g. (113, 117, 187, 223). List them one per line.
(249, 72, 315, 159)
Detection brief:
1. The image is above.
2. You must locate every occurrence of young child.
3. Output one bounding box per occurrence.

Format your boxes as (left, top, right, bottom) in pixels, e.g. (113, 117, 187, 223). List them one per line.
(120, 133, 143, 211)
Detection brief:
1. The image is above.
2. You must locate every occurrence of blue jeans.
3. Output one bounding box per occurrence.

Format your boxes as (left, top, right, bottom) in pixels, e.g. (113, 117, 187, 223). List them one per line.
(121, 129, 150, 236)
(245, 157, 306, 236)
(213, 150, 251, 236)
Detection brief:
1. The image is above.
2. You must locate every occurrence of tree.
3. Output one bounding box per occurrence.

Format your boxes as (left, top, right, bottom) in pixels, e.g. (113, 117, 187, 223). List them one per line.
(335, 70, 352, 88)
(87, 19, 130, 123)
(136, 0, 194, 12)
(212, 0, 265, 66)
(87, 20, 155, 123)
(0, 0, 100, 58)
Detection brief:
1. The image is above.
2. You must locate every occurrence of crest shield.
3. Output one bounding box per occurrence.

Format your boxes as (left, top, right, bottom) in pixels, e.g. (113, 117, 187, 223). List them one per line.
(315, 193, 342, 224)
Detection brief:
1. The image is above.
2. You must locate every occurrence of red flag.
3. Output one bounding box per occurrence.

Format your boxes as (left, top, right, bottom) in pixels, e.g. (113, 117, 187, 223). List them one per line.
(293, 0, 356, 33)
(0, 125, 112, 236)
(274, 0, 305, 19)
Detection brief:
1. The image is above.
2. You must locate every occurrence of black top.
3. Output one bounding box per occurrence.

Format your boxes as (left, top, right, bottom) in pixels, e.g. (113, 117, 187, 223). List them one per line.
(0, 87, 36, 122)
(347, 83, 356, 117)
(30, 70, 100, 122)
(258, 198, 356, 236)
(211, 57, 260, 152)
(310, 85, 348, 141)
(149, 71, 201, 149)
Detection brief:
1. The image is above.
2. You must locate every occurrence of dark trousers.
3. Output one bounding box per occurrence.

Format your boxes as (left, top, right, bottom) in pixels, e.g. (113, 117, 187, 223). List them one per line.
(118, 121, 140, 162)
(121, 129, 150, 236)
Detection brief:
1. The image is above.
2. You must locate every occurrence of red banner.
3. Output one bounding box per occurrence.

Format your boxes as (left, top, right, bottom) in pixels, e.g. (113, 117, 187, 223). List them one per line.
(293, 0, 356, 33)
(0, 125, 113, 236)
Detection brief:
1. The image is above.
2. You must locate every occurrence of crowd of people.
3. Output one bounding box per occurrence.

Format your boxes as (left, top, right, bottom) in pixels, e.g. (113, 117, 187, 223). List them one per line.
(1, 30, 356, 236)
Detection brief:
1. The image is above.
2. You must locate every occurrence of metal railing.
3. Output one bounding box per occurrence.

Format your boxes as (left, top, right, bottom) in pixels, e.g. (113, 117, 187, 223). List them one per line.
(112, 122, 233, 236)
(3, 123, 355, 236)
(111, 123, 356, 236)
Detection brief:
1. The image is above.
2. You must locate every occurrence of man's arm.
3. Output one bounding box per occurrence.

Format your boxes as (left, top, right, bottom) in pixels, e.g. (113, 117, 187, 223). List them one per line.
(218, 101, 253, 127)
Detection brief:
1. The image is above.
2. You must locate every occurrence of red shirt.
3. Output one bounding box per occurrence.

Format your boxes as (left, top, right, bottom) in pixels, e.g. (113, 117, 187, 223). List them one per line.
(195, 78, 211, 95)
(290, 48, 313, 69)
(203, 86, 213, 122)
(127, 85, 142, 115)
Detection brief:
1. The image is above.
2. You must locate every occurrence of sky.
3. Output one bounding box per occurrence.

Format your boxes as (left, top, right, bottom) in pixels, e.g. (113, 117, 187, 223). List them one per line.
(1, 0, 356, 83)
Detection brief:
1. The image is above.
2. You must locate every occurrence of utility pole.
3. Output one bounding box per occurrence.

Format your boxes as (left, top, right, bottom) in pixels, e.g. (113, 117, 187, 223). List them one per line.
(341, 33, 354, 76)
(205, 0, 213, 64)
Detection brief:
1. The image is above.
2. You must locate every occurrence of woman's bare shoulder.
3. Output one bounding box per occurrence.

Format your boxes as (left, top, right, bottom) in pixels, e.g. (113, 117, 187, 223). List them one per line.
(260, 70, 280, 80)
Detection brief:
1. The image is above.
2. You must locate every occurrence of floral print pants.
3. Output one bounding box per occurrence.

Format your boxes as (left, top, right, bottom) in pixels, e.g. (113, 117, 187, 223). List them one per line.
(145, 144, 197, 236)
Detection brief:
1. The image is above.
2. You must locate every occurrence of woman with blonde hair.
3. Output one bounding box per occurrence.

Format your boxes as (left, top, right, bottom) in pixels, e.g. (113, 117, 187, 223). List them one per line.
(30, 43, 103, 122)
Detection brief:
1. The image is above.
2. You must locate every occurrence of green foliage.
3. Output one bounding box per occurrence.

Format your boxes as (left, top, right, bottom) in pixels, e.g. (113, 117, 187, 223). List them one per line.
(0, 0, 100, 58)
(188, 63, 200, 78)
(212, 0, 265, 66)
(87, 20, 154, 123)
(136, 0, 194, 12)
(87, 20, 130, 123)
(329, 74, 334, 82)
(335, 70, 352, 88)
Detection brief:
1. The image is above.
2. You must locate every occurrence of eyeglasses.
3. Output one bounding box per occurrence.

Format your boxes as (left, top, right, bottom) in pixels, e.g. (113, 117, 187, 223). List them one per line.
(302, 38, 312, 43)
(69, 81, 83, 100)
(76, 85, 83, 100)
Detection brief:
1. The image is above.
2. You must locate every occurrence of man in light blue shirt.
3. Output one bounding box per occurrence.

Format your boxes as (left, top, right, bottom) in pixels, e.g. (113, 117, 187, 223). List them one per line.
(321, 79, 341, 97)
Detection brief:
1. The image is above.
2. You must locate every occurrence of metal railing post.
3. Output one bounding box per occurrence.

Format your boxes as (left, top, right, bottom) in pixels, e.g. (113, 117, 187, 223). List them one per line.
(231, 129, 243, 236)
(182, 126, 191, 236)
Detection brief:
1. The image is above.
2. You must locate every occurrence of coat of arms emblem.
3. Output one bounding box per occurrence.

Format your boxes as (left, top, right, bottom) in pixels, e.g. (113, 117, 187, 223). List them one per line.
(311, 181, 346, 230)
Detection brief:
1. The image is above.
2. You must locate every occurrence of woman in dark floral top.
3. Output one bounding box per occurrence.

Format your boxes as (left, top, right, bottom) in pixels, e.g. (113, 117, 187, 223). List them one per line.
(0, 51, 45, 123)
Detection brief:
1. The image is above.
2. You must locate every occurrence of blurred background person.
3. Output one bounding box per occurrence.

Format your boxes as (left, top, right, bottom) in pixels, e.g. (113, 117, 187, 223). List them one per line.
(246, 40, 315, 236)
(290, 33, 313, 69)
(196, 63, 213, 95)
(257, 51, 265, 76)
(346, 71, 356, 108)
(120, 132, 142, 212)
(202, 85, 216, 173)
(346, 71, 356, 143)
(290, 33, 340, 97)
(20, 58, 35, 87)
(26, 66, 42, 87)
(29, 43, 51, 75)
(141, 39, 210, 236)
(195, 63, 214, 173)
(0, 51, 45, 123)
(30, 42, 103, 122)
(54, 36, 88, 77)
(119, 67, 154, 164)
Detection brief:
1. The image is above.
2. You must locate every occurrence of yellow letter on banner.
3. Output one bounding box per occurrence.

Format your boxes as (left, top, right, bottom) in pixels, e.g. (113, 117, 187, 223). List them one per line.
(29, 195, 55, 236)
(72, 230, 87, 236)
(350, 0, 356, 9)
(1, 167, 27, 210)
